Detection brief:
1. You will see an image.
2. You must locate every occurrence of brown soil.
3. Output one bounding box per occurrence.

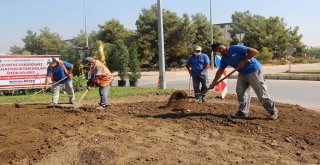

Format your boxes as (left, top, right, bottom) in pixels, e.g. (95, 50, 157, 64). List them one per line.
(0, 92, 320, 164)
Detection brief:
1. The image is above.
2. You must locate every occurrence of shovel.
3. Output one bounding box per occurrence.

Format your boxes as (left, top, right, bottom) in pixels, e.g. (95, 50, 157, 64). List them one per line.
(15, 77, 68, 108)
(74, 89, 89, 110)
(201, 68, 237, 95)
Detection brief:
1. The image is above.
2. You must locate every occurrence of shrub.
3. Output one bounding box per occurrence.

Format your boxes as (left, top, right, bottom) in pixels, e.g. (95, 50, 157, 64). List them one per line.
(128, 43, 141, 81)
(292, 58, 304, 64)
(112, 40, 129, 80)
(72, 75, 87, 92)
(272, 59, 287, 65)
(256, 47, 272, 64)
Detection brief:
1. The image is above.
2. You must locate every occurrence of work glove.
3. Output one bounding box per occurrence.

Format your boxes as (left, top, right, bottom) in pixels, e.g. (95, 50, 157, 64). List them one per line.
(44, 85, 49, 90)
(209, 83, 215, 89)
(68, 73, 73, 78)
(87, 86, 92, 91)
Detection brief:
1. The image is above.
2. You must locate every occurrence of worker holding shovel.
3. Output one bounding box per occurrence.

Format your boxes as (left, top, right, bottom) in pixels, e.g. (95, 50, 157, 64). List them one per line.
(209, 43, 278, 120)
(45, 57, 75, 106)
(186, 46, 211, 102)
(83, 57, 114, 110)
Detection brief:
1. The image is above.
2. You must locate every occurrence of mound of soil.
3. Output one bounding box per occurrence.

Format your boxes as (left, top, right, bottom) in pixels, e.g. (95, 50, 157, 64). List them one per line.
(0, 92, 319, 164)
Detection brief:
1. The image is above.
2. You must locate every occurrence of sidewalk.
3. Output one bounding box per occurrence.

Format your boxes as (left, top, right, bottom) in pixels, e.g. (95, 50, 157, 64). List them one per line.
(139, 63, 319, 78)
(112, 63, 320, 83)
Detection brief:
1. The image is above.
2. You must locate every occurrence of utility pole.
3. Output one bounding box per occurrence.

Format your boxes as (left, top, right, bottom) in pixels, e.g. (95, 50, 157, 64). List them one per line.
(84, 0, 89, 49)
(157, 0, 166, 89)
(210, 0, 214, 69)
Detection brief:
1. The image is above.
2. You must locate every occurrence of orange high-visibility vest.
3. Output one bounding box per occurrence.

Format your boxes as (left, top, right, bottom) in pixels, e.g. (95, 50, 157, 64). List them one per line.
(91, 60, 114, 87)
(50, 60, 69, 80)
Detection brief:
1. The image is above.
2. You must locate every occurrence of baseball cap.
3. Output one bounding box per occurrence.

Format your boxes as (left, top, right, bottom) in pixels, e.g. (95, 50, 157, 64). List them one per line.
(83, 57, 94, 65)
(194, 46, 202, 51)
(47, 58, 53, 64)
(47, 58, 57, 66)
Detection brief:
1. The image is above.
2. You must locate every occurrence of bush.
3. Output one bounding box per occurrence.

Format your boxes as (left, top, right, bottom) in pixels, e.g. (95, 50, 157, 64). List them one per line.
(292, 58, 305, 64)
(272, 59, 287, 65)
(128, 43, 141, 81)
(307, 58, 320, 63)
(256, 47, 272, 64)
(112, 40, 129, 80)
(72, 75, 87, 92)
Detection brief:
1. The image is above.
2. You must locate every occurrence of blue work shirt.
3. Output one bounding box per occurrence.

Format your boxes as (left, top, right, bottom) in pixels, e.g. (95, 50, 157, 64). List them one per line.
(220, 45, 261, 74)
(46, 61, 72, 83)
(187, 53, 210, 78)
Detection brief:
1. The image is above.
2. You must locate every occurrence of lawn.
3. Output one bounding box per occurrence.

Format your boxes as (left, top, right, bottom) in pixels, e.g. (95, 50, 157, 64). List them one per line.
(0, 87, 173, 104)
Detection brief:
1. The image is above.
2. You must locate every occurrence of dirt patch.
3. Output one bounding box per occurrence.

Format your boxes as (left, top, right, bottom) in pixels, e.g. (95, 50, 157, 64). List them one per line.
(0, 92, 320, 164)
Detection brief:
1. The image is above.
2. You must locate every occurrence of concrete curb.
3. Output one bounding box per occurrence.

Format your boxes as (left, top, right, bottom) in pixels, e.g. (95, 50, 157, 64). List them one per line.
(265, 75, 320, 81)
(229, 75, 320, 81)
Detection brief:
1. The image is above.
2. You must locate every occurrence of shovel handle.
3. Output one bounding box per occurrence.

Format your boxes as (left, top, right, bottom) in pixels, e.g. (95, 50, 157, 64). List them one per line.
(15, 77, 69, 104)
(202, 69, 237, 94)
(74, 89, 89, 110)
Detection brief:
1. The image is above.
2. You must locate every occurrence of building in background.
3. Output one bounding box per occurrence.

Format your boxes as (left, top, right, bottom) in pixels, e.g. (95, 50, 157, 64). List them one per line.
(215, 23, 232, 42)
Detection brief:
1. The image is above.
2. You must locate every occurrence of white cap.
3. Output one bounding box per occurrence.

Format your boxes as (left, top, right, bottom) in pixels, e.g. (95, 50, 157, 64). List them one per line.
(195, 46, 202, 51)
(47, 58, 53, 64)
(47, 58, 57, 66)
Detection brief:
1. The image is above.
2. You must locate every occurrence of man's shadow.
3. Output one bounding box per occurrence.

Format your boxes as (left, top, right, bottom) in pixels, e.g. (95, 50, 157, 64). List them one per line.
(137, 109, 268, 122)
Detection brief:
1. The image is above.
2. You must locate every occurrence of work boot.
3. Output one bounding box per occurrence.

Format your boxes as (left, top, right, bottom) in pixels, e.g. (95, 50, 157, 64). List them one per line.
(230, 111, 248, 118)
(96, 106, 106, 111)
(69, 101, 75, 104)
(194, 97, 201, 102)
(269, 110, 278, 120)
(50, 102, 58, 106)
(201, 97, 206, 102)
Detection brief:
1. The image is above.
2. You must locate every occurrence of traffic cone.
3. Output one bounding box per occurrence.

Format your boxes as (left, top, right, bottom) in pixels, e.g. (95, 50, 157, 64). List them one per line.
(215, 70, 228, 98)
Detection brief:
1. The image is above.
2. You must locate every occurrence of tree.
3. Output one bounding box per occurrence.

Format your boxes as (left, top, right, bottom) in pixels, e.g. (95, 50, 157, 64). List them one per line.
(37, 27, 66, 54)
(230, 11, 304, 59)
(22, 30, 41, 54)
(191, 13, 212, 52)
(255, 47, 272, 64)
(288, 26, 305, 54)
(72, 30, 98, 49)
(109, 40, 129, 80)
(128, 43, 141, 82)
(10, 45, 24, 55)
(97, 19, 133, 43)
(136, 4, 225, 68)
(306, 47, 320, 58)
(136, 5, 158, 67)
(22, 27, 67, 55)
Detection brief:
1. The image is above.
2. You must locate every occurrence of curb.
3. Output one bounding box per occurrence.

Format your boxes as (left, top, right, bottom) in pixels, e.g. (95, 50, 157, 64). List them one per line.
(229, 75, 320, 81)
(265, 75, 320, 81)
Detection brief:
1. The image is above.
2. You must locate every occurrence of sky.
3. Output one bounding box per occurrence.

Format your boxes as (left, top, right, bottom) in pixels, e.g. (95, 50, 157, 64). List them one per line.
(1, 0, 320, 54)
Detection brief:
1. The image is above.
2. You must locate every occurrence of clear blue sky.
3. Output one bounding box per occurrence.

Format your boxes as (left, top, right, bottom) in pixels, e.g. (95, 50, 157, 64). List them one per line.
(1, 0, 319, 54)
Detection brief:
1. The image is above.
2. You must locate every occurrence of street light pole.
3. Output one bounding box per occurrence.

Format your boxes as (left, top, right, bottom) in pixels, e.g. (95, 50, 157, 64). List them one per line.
(84, 0, 89, 49)
(210, 0, 214, 69)
(157, 0, 166, 89)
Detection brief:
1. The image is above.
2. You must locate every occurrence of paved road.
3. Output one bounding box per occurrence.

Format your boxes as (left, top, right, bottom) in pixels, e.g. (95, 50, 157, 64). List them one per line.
(113, 63, 320, 110)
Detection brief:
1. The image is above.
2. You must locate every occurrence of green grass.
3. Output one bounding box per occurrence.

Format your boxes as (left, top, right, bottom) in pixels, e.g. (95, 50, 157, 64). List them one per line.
(0, 87, 174, 104)
(300, 70, 320, 73)
(266, 73, 320, 76)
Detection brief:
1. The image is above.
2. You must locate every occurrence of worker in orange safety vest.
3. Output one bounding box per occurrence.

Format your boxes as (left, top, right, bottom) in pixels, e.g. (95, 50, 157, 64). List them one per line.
(45, 57, 75, 106)
(83, 57, 114, 110)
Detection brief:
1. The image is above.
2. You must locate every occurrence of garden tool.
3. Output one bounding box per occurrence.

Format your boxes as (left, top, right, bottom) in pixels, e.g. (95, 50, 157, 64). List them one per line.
(201, 68, 237, 95)
(74, 89, 89, 110)
(15, 77, 68, 108)
(167, 68, 237, 104)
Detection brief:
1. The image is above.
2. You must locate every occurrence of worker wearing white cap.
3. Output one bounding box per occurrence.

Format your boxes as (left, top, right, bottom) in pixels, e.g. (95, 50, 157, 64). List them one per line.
(186, 46, 210, 102)
(45, 57, 75, 106)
